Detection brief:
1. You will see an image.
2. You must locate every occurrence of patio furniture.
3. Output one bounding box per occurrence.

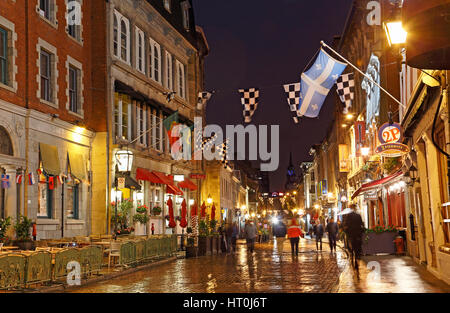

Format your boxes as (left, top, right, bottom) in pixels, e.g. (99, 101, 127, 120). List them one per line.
(105, 241, 121, 268)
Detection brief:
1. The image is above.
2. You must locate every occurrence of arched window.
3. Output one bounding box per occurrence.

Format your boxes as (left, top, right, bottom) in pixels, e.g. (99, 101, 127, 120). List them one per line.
(0, 126, 13, 156)
(120, 20, 128, 61)
(113, 14, 118, 57)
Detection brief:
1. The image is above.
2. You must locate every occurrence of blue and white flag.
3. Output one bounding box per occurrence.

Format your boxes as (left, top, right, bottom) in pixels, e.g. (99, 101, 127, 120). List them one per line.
(298, 48, 347, 118)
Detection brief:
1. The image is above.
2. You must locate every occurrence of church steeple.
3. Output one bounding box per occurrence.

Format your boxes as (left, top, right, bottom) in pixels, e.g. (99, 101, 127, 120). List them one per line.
(285, 152, 297, 191)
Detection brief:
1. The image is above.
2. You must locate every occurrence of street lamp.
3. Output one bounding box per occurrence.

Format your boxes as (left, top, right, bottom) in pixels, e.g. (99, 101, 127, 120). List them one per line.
(384, 21, 407, 46)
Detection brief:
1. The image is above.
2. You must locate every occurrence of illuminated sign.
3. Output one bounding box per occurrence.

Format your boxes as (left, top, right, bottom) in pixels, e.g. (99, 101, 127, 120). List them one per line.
(378, 122, 402, 144)
(375, 143, 410, 157)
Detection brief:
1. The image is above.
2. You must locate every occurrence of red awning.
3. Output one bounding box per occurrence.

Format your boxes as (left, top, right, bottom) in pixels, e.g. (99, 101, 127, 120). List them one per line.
(153, 171, 184, 196)
(178, 178, 197, 191)
(136, 168, 164, 184)
(351, 171, 403, 200)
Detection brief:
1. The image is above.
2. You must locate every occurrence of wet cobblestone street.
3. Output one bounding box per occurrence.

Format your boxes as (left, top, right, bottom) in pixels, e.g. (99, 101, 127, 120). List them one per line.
(69, 239, 450, 293)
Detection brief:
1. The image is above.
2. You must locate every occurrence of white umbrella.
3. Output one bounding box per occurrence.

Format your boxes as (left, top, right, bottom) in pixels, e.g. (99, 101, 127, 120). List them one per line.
(337, 208, 353, 216)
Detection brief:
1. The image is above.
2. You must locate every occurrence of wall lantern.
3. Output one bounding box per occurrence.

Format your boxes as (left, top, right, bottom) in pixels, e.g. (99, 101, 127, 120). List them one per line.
(384, 21, 407, 46)
(207, 194, 213, 205)
(116, 150, 134, 172)
(361, 147, 371, 157)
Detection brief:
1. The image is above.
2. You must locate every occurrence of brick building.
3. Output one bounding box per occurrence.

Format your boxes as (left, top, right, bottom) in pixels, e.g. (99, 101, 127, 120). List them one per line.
(0, 0, 94, 239)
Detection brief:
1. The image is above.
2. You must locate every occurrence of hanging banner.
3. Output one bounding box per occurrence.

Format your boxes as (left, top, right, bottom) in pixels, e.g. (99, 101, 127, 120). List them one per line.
(190, 173, 206, 180)
(354, 121, 366, 157)
(339, 144, 350, 172)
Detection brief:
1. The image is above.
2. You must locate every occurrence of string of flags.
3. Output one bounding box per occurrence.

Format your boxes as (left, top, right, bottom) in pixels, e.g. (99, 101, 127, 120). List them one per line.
(0, 169, 83, 189)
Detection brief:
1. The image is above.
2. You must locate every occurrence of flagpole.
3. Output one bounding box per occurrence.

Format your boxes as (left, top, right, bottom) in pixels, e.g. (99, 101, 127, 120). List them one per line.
(320, 41, 404, 108)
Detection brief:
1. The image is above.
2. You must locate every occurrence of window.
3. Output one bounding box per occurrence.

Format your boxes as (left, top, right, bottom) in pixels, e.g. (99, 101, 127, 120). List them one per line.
(163, 0, 171, 12)
(114, 92, 131, 141)
(165, 51, 173, 90)
(67, 183, 80, 219)
(176, 60, 186, 99)
(39, 0, 51, 20)
(149, 38, 161, 84)
(38, 172, 53, 218)
(151, 111, 162, 151)
(113, 11, 130, 64)
(40, 50, 52, 102)
(67, 0, 81, 41)
(181, 1, 191, 31)
(68, 66, 80, 113)
(136, 101, 147, 146)
(135, 28, 145, 73)
(0, 27, 7, 85)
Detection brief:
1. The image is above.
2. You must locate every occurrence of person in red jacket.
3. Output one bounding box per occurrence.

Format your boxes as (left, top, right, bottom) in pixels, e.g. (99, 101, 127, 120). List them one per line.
(287, 218, 303, 256)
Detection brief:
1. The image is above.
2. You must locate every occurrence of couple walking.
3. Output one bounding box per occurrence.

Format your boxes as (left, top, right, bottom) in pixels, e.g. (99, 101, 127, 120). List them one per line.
(274, 218, 303, 257)
(313, 218, 339, 253)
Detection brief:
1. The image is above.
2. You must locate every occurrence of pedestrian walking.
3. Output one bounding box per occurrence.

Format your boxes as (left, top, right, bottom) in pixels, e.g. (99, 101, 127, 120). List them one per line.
(225, 222, 233, 254)
(273, 220, 287, 257)
(313, 219, 324, 251)
(343, 204, 365, 272)
(326, 217, 339, 253)
(244, 220, 258, 253)
(287, 218, 302, 256)
(231, 222, 239, 253)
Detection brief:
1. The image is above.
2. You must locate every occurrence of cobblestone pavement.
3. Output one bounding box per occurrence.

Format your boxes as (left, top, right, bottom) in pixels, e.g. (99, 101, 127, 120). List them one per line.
(69, 239, 450, 293)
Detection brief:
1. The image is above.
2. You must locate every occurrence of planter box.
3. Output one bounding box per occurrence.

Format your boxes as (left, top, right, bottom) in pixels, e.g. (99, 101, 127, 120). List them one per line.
(185, 246, 198, 258)
(198, 237, 207, 256)
(134, 222, 147, 236)
(14, 240, 34, 251)
(362, 232, 398, 255)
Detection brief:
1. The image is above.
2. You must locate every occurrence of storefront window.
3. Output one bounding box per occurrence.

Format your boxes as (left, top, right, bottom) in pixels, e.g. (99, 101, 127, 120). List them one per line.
(38, 175, 53, 218)
(67, 183, 80, 219)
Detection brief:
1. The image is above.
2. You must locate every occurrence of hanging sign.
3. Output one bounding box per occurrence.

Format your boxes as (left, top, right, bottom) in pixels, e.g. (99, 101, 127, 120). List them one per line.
(190, 173, 206, 180)
(378, 122, 402, 144)
(375, 143, 410, 157)
(339, 144, 350, 172)
(364, 190, 378, 201)
(117, 177, 126, 189)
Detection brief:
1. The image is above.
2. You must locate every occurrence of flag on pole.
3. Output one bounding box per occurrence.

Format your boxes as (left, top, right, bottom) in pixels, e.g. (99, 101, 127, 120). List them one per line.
(336, 73, 355, 114)
(239, 88, 260, 123)
(1, 175, 10, 189)
(16, 174, 23, 185)
(48, 176, 55, 190)
(283, 83, 302, 123)
(28, 173, 36, 185)
(197, 92, 212, 110)
(298, 48, 347, 118)
(163, 111, 180, 148)
(217, 139, 229, 168)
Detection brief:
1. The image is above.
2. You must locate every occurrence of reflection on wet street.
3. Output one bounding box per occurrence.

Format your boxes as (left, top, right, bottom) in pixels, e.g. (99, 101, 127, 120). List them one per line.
(69, 239, 450, 293)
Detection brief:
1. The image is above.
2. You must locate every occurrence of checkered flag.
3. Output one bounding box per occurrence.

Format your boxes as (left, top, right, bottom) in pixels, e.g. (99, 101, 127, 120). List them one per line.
(239, 88, 260, 123)
(197, 92, 212, 110)
(283, 83, 302, 123)
(217, 139, 230, 168)
(336, 73, 355, 114)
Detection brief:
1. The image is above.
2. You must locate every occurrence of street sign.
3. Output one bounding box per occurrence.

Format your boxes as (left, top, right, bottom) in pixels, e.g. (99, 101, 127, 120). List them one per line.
(190, 174, 206, 180)
(117, 177, 125, 189)
(378, 122, 402, 144)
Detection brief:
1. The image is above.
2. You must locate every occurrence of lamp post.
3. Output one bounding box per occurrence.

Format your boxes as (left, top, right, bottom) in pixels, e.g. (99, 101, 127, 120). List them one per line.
(114, 149, 134, 236)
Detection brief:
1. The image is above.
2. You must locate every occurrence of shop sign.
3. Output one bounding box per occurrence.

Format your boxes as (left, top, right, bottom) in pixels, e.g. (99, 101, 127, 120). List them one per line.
(364, 191, 378, 201)
(339, 144, 350, 172)
(117, 177, 125, 189)
(375, 143, 410, 157)
(190, 173, 206, 180)
(319, 180, 327, 196)
(378, 122, 402, 144)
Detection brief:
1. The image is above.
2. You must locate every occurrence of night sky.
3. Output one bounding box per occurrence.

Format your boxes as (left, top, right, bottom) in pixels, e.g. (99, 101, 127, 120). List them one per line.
(193, 0, 353, 191)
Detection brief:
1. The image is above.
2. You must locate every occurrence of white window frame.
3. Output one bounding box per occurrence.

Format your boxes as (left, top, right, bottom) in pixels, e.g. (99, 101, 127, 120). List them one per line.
(113, 10, 130, 64)
(181, 1, 191, 31)
(136, 101, 147, 147)
(165, 51, 173, 91)
(176, 60, 186, 99)
(37, 0, 58, 26)
(114, 93, 132, 142)
(65, 0, 83, 42)
(163, 0, 171, 12)
(149, 38, 161, 84)
(135, 27, 145, 74)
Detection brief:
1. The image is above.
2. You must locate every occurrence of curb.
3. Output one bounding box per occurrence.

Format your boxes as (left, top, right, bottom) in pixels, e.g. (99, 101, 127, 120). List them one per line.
(27, 256, 177, 293)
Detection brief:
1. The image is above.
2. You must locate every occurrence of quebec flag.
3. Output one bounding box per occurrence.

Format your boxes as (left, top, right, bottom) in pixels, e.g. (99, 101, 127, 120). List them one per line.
(298, 48, 347, 118)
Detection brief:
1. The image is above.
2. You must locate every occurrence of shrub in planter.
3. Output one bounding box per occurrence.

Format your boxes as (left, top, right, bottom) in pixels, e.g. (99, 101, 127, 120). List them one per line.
(0, 217, 12, 248)
(133, 205, 149, 225)
(152, 206, 162, 216)
(14, 215, 33, 250)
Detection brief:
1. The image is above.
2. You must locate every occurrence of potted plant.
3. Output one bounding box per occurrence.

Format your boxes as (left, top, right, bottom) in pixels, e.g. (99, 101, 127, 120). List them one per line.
(152, 206, 162, 216)
(111, 199, 133, 236)
(0, 217, 12, 249)
(209, 220, 219, 254)
(133, 205, 149, 236)
(198, 220, 210, 256)
(14, 215, 33, 250)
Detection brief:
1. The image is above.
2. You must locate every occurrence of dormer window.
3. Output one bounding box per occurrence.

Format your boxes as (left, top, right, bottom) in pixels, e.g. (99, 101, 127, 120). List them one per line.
(163, 0, 171, 12)
(181, 1, 191, 31)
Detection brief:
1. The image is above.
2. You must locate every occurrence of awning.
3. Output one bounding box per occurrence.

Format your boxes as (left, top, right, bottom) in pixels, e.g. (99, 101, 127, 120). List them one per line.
(178, 178, 197, 191)
(39, 143, 61, 176)
(68, 151, 86, 180)
(351, 171, 403, 200)
(153, 171, 184, 196)
(136, 168, 163, 184)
